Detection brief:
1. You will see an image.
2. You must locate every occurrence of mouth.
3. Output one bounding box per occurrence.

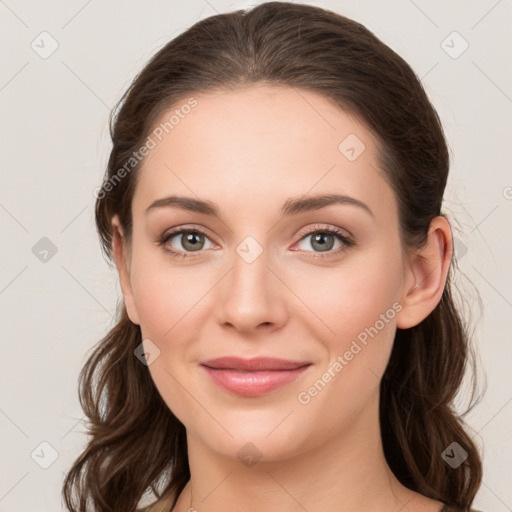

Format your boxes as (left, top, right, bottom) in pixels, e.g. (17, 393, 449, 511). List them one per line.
(200, 356, 312, 371)
(200, 357, 312, 397)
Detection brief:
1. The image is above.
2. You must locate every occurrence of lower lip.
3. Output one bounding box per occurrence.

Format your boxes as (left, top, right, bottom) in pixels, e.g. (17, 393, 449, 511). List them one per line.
(201, 365, 311, 397)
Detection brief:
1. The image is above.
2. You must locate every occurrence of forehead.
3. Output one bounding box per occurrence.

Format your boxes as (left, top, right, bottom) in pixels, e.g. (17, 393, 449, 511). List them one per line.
(133, 85, 395, 219)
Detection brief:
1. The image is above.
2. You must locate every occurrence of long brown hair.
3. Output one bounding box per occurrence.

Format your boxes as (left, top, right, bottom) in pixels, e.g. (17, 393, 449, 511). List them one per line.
(62, 2, 483, 511)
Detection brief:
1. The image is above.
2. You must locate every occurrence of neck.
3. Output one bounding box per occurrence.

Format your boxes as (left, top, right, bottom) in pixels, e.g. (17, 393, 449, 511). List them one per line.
(171, 393, 436, 512)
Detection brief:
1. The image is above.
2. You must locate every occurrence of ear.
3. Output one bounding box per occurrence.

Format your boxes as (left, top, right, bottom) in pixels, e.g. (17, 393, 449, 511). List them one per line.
(111, 214, 140, 325)
(396, 216, 453, 329)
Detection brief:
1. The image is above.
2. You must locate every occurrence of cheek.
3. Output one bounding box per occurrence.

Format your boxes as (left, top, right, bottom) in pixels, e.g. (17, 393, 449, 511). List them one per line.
(129, 249, 215, 341)
(129, 252, 213, 427)
(292, 248, 403, 343)
(288, 244, 403, 398)
(291, 260, 401, 430)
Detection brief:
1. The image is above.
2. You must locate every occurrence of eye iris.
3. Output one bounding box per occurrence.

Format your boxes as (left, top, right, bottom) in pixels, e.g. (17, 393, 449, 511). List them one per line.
(182, 231, 204, 251)
(311, 232, 334, 252)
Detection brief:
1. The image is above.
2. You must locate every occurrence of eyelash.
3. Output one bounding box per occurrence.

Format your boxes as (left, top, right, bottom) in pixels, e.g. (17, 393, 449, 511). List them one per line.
(157, 224, 355, 260)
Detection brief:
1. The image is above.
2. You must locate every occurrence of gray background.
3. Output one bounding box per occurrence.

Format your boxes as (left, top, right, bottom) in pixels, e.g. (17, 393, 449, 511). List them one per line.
(1, 0, 511, 510)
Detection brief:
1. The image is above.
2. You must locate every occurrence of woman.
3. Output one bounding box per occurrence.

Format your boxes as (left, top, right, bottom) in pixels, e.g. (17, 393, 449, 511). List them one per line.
(62, 2, 484, 511)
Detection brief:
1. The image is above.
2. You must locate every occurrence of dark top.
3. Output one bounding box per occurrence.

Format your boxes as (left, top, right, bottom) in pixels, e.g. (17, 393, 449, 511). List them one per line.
(140, 506, 484, 511)
(140, 504, 484, 511)
(441, 507, 483, 512)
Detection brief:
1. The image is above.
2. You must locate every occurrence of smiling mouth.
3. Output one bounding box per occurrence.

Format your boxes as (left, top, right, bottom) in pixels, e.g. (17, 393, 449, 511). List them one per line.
(200, 356, 312, 371)
(200, 357, 312, 397)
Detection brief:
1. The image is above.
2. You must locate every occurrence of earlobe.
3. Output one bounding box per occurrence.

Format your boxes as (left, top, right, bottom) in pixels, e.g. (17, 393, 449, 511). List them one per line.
(396, 216, 453, 329)
(111, 215, 140, 325)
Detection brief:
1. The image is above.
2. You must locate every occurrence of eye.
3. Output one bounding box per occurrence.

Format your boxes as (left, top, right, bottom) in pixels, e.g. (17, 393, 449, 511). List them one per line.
(292, 225, 354, 257)
(157, 227, 216, 258)
(157, 224, 355, 260)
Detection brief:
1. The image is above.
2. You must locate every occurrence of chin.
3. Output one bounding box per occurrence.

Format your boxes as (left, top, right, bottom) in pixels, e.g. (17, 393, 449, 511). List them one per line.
(189, 414, 316, 463)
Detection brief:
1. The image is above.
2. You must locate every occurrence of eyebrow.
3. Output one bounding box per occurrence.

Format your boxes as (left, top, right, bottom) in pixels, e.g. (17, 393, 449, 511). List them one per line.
(145, 193, 374, 218)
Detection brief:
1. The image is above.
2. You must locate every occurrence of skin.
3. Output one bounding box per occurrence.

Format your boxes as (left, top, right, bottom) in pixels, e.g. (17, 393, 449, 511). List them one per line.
(111, 85, 452, 512)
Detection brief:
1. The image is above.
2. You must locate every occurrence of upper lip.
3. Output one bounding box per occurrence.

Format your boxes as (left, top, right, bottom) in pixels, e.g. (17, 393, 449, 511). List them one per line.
(200, 357, 312, 371)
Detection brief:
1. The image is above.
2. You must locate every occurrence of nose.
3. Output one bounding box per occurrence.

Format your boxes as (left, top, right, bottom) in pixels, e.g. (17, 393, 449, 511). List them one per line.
(215, 243, 288, 334)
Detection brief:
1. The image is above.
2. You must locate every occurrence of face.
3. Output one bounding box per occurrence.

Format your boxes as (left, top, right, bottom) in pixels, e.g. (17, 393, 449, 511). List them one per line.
(115, 85, 416, 461)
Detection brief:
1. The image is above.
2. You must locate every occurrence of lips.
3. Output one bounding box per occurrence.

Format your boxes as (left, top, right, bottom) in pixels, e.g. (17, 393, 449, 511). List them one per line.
(200, 357, 312, 397)
(200, 357, 311, 371)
